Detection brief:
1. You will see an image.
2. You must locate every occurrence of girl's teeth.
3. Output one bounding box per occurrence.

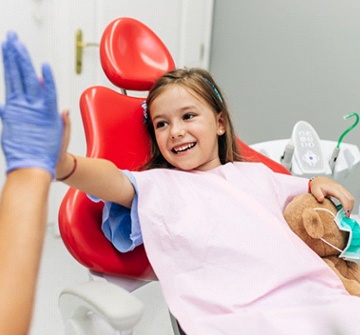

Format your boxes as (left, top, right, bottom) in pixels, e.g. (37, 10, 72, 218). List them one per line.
(174, 143, 195, 153)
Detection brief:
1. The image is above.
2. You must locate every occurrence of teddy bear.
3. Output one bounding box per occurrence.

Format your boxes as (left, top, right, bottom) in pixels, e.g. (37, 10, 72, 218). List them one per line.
(283, 193, 360, 296)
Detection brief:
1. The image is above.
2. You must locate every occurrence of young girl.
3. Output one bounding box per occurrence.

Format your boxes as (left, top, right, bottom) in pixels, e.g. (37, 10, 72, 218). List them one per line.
(56, 68, 360, 334)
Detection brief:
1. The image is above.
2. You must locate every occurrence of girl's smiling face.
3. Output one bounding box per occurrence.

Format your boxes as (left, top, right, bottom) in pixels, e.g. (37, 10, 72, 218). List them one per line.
(150, 85, 225, 171)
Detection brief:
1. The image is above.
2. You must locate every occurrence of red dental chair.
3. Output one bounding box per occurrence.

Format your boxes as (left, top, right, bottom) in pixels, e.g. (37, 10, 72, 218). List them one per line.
(58, 17, 290, 335)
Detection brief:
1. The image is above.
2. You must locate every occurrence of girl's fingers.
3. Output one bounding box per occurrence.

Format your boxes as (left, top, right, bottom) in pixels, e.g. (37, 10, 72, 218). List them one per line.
(310, 177, 354, 215)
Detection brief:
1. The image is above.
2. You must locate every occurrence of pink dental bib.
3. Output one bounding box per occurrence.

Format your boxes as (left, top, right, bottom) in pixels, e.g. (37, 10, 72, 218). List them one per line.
(131, 162, 360, 334)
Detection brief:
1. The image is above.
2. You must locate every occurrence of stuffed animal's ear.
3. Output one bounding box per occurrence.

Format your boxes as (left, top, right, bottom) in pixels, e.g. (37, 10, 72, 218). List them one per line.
(302, 208, 325, 239)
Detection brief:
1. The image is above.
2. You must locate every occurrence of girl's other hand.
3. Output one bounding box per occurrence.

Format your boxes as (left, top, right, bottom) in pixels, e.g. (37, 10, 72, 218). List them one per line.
(309, 176, 354, 216)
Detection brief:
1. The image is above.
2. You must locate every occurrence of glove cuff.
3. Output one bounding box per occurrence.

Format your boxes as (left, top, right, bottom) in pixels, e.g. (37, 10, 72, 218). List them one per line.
(6, 161, 55, 179)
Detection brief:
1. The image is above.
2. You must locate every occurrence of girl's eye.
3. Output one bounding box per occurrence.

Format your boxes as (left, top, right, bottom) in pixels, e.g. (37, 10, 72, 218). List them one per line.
(183, 113, 195, 120)
(155, 121, 168, 129)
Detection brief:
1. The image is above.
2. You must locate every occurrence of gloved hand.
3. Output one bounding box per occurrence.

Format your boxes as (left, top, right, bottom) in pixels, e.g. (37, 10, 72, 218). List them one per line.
(0, 32, 63, 177)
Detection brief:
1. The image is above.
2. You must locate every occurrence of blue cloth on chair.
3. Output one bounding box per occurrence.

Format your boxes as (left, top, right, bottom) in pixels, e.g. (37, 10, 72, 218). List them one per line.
(88, 170, 143, 252)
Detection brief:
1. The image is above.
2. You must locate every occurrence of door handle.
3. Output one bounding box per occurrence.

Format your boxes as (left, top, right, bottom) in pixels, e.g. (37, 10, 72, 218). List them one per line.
(75, 29, 99, 74)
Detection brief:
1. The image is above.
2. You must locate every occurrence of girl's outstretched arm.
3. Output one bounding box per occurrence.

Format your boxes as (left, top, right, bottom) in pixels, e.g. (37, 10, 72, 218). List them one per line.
(55, 111, 135, 208)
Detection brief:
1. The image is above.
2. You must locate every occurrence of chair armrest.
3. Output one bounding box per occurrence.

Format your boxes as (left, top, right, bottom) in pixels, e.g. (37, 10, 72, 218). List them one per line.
(59, 281, 144, 333)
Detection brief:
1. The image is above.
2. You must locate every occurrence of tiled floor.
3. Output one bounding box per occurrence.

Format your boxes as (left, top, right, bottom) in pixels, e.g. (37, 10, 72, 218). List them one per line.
(29, 225, 174, 334)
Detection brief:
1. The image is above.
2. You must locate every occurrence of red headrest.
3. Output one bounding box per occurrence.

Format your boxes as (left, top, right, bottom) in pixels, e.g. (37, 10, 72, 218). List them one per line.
(100, 17, 176, 91)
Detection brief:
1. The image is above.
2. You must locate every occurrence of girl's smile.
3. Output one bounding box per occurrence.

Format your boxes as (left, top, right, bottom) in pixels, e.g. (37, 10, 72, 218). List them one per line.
(172, 142, 196, 154)
(150, 85, 225, 171)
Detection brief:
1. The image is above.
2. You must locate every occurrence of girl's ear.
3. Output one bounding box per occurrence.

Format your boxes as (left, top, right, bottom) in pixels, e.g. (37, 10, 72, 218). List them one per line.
(216, 111, 226, 135)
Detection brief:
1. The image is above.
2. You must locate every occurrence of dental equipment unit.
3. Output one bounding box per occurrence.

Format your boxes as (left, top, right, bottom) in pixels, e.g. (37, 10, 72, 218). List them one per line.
(251, 113, 360, 213)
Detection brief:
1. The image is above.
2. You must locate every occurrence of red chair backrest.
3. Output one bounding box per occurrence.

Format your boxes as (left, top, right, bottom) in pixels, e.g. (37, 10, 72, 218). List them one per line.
(58, 17, 290, 279)
(59, 89, 156, 279)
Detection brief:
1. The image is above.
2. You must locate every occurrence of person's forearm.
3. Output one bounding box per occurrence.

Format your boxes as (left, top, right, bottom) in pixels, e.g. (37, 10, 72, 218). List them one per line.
(0, 168, 51, 335)
(56, 153, 134, 207)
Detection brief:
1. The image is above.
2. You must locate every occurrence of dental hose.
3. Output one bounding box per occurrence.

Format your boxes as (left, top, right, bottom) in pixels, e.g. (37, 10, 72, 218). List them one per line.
(329, 113, 359, 172)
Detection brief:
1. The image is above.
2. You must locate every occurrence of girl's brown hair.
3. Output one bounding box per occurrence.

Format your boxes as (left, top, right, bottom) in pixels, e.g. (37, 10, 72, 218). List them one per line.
(142, 68, 241, 170)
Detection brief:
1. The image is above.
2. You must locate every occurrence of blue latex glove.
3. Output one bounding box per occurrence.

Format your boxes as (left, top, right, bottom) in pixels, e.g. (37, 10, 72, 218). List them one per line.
(0, 32, 63, 177)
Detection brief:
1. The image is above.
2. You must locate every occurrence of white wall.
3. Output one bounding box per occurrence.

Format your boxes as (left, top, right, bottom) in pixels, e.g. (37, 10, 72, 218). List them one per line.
(211, 0, 360, 147)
